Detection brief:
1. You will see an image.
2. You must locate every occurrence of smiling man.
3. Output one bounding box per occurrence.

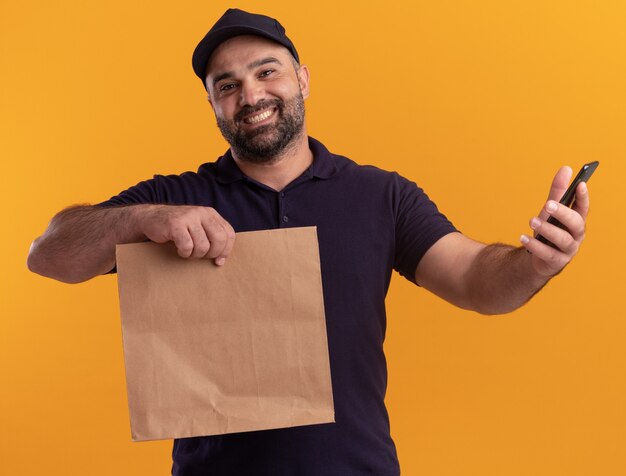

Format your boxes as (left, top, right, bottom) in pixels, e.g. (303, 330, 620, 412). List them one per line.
(209, 36, 308, 166)
(27, 8, 591, 476)
(206, 33, 313, 192)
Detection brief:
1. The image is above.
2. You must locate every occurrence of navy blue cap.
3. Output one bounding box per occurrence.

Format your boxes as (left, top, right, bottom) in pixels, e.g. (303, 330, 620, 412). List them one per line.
(192, 9, 300, 88)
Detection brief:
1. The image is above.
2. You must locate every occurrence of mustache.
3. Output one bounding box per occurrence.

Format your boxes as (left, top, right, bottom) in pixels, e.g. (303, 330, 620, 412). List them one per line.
(235, 99, 283, 122)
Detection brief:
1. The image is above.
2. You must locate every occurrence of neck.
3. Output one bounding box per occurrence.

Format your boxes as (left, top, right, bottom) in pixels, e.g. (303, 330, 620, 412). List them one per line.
(232, 131, 313, 191)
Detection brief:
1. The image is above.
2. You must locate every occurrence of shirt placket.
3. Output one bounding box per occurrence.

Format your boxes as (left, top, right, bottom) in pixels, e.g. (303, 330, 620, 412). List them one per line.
(278, 190, 289, 227)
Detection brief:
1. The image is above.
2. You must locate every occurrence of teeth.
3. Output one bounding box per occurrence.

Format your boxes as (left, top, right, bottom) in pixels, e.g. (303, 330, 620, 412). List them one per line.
(244, 109, 274, 124)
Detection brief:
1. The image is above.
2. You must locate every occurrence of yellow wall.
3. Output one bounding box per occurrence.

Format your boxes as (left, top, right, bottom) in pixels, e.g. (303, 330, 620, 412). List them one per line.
(2, 1, 624, 474)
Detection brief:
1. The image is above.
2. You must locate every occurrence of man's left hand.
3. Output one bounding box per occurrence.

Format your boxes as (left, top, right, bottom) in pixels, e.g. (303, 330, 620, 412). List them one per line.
(520, 166, 590, 277)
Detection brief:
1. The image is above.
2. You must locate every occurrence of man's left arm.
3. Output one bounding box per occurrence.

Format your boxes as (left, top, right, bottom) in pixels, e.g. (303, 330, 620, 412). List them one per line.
(415, 166, 590, 315)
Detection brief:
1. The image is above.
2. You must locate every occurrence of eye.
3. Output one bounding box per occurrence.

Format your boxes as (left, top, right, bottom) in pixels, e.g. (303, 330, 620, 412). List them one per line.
(259, 69, 274, 78)
(219, 83, 237, 92)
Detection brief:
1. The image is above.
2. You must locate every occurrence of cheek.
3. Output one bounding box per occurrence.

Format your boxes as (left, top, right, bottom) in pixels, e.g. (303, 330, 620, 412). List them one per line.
(212, 102, 234, 121)
(281, 83, 301, 98)
(268, 78, 301, 99)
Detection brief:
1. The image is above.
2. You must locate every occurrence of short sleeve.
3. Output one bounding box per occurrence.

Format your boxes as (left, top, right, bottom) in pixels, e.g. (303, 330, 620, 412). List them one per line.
(94, 177, 162, 273)
(392, 173, 458, 284)
(95, 177, 162, 207)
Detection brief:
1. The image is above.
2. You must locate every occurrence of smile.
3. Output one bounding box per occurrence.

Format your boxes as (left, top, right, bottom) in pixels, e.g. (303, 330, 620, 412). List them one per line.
(243, 108, 276, 125)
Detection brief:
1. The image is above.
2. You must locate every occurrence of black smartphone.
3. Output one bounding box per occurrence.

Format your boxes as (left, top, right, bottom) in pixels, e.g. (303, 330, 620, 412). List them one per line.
(536, 161, 599, 248)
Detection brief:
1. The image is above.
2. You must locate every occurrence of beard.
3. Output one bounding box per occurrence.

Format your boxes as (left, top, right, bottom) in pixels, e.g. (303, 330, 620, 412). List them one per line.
(216, 93, 305, 164)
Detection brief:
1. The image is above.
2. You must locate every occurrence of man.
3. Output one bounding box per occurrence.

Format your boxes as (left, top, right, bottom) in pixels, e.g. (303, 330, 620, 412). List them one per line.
(27, 8, 589, 476)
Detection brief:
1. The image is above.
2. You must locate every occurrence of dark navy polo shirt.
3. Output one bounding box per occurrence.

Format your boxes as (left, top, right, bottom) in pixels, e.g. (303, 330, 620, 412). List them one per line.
(99, 137, 457, 476)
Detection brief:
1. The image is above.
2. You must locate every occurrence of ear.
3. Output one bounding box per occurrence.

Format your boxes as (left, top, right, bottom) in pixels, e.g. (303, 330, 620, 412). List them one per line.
(204, 77, 215, 108)
(206, 88, 215, 110)
(297, 64, 311, 100)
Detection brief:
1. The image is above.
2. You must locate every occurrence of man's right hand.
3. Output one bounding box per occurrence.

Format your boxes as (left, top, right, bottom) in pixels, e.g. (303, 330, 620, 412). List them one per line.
(136, 205, 236, 265)
(28, 203, 237, 283)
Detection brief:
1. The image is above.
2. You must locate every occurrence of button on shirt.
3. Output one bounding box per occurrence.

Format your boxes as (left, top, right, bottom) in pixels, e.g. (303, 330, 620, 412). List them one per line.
(99, 137, 457, 476)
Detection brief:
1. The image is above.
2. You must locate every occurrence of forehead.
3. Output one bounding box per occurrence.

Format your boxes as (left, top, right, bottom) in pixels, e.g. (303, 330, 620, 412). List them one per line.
(206, 35, 293, 78)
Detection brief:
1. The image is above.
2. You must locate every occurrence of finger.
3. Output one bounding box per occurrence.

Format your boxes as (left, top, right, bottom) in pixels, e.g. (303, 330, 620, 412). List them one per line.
(572, 181, 590, 222)
(546, 166, 573, 202)
(529, 216, 579, 255)
(215, 221, 236, 266)
(520, 234, 569, 272)
(201, 213, 230, 261)
(544, 200, 586, 241)
(538, 166, 572, 221)
(171, 228, 194, 258)
(187, 224, 211, 258)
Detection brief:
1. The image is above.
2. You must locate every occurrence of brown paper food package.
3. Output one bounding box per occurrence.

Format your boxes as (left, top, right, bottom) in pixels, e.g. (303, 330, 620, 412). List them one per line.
(116, 226, 334, 441)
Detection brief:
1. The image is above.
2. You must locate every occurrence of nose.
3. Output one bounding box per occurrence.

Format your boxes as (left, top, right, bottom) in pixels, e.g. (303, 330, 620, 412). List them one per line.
(239, 79, 265, 107)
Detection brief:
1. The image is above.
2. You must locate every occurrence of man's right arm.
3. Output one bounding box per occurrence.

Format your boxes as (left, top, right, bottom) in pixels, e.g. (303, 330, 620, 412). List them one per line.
(27, 204, 236, 283)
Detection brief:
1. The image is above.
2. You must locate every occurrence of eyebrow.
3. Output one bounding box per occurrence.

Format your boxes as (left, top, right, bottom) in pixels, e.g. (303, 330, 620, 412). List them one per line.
(211, 57, 283, 87)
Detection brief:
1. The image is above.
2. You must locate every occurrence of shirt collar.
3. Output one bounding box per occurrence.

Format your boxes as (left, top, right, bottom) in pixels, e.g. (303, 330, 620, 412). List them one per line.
(214, 149, 245, 184)
(308, 137, 337, 179)
(215, 136, 338, 184)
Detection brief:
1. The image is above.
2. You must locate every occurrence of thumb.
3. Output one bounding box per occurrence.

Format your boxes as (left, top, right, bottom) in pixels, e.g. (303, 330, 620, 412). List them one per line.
(538, 165, 572, 221)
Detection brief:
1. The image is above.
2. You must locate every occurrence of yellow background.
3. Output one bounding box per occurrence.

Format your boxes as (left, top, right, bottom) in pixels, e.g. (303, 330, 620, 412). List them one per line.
(2, 0, 624, 474)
